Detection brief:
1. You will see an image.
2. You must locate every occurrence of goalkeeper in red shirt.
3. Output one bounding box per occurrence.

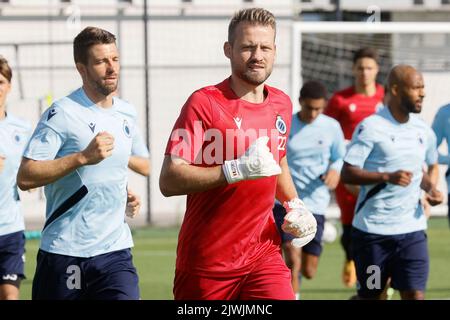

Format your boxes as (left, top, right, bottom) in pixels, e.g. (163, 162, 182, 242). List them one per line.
(160, 8, 317, 300)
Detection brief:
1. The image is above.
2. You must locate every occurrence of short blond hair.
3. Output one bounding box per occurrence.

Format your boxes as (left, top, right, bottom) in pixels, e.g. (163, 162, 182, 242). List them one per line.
(228, 8, 276, 44)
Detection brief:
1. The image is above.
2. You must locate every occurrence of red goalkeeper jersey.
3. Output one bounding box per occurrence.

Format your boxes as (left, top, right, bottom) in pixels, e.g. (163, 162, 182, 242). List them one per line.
(324, 84, 384, 140)
(165, 78, 292, 276)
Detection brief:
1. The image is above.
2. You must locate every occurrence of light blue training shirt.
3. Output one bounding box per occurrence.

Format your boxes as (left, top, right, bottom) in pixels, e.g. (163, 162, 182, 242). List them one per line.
(0, 113, 31, 236)
(287, 113, 345, 215)
(344, 107, 437, 235)
(431, 103, 450, 192)
(23, 87, 149, 257)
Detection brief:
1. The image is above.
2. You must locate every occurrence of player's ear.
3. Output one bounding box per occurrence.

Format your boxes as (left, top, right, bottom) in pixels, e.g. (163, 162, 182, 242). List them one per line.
(298, 98, 305, 110)
(390, 84, 398, 97)
(224, 41, 231, 59)
(75, 62, 86, 77)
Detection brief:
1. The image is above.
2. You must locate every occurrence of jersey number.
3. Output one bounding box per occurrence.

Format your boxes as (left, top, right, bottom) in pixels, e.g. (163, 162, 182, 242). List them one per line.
(278, 136, 287, 151)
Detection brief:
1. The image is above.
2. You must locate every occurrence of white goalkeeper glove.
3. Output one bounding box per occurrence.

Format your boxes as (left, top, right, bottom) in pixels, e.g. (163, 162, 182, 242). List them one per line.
(222, 136, 281, 184)
(282, 198, 317, 248)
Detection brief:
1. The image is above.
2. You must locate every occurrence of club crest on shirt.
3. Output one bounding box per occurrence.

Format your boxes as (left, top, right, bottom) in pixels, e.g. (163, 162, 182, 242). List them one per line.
(47, 108, 57, 121)
(275, 115, 287, 134)
(123, 119, 132, 138)
(349, 103, 357, 112)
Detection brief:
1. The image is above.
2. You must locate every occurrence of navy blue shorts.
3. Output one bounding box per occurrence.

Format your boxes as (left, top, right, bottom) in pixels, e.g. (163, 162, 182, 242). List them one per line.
(273, 203, 325, 256)
(0, 231, 26, 287)
(32, 248, 139, 300)
(352, 228, 429, 298)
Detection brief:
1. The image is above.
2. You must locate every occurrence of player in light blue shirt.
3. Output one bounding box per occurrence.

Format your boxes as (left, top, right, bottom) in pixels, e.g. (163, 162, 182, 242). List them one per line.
(273, 81, 345, 298)
(431, 103, 450, 226)
(341, 65, 443, 300)
(17, 27, 145, 300)
(0, 56, 31, 300)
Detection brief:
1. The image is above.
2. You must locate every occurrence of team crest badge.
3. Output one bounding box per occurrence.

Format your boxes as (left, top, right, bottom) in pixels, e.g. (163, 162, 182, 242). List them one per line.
(123, 120, 132, 138)
(275, 115, 287, 134)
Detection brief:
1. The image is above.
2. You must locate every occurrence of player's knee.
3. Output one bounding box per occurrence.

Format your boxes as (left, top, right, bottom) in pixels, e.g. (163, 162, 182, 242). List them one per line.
(301, 265, 317, 279)
(400, 290, 424, 300)
(0, 290, 19, 300)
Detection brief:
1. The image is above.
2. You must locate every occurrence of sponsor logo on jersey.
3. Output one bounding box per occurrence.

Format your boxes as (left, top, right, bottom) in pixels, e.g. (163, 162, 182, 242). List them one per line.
(123, 119, 131, 138)
(88, 122, 96, 133)
(47, 108, 57, 121)
(233, 117, 242, 129)
(275, 115, 287, 134)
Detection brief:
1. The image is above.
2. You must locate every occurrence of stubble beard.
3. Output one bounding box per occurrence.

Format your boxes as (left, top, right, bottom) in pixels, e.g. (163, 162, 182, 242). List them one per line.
(401, 95, 421, 114)
(237, 64, 273, 86)
(92, 77, 118, 97)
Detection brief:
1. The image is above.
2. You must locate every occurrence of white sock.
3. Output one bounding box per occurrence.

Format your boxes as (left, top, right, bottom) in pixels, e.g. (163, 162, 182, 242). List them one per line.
(295, 293, 301, 300)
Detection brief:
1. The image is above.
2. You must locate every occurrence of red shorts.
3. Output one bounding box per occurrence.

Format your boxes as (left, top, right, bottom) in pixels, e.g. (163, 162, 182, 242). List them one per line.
(335, 182, 357, 225)
(173, 251, 294, 300)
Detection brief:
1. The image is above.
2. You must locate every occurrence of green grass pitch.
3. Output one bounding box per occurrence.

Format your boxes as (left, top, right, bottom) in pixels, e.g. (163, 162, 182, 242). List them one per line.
(19, 217, 450, 300)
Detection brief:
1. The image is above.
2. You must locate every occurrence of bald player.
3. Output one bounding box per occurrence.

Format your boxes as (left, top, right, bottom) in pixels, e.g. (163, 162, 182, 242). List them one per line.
(324, 48, 384, 287)
(341, 65, 443, 300)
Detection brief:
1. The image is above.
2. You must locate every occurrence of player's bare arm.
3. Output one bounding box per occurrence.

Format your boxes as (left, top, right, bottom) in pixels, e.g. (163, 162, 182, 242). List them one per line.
(275, 156, 298, 203)
(421, 163, 443, 206)
(343, 183, 360, 196)
(160, 136, 281, 196)
(17, 131, 114, 190)
(128, 155, 150, 177)
(125, 188, 141, 218)
(322, 168, 340, 190)
(341, 162, 412, 186)
(159, 155, 227, 197)
(275, 156, 317, 246)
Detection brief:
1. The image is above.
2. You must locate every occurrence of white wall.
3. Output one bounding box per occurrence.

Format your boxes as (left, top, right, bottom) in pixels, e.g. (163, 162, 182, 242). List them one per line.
(0, 16, 293, 228)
